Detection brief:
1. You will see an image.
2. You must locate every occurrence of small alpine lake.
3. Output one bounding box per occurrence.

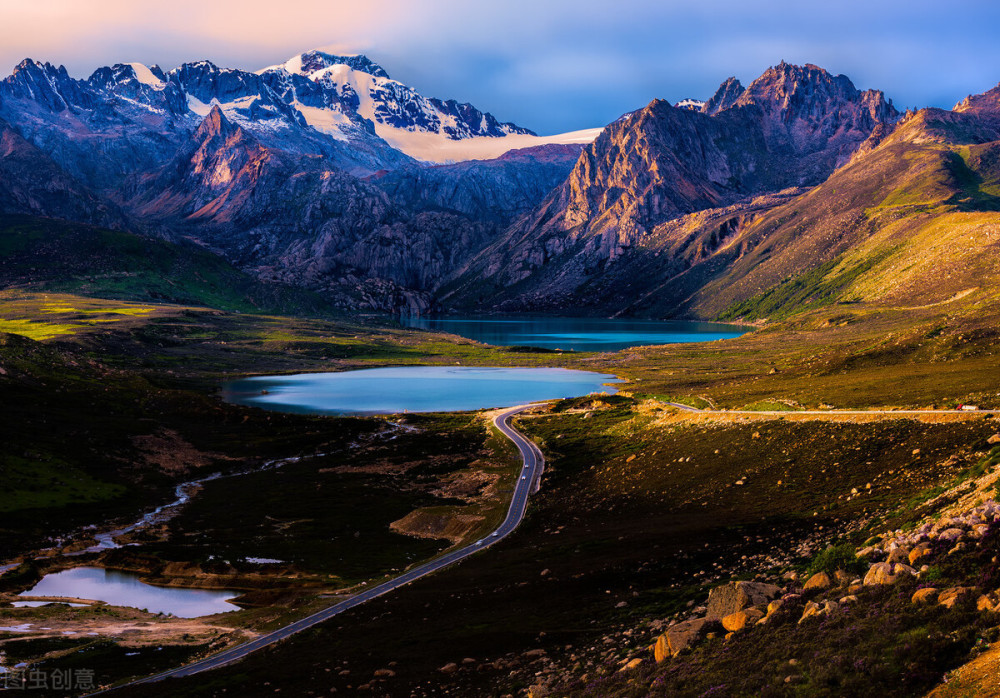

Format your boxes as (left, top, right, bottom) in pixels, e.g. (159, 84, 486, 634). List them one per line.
(18, 567, 240, 618)
(223, 366, 621, 416)
(401, 315, 747, 352)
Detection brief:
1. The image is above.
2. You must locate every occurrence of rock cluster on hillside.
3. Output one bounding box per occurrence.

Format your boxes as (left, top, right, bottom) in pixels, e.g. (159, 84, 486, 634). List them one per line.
(639, 488, 1000, 670)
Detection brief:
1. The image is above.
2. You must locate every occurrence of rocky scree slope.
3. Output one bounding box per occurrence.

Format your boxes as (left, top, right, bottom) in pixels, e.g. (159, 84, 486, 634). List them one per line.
(559, 437, 1000, 697)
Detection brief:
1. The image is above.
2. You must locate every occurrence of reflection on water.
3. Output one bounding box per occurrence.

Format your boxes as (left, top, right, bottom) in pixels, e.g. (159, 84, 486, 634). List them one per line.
(19, 567, 239, 618)
(401, 315, 747, 352)
(224, 366, 620, 416)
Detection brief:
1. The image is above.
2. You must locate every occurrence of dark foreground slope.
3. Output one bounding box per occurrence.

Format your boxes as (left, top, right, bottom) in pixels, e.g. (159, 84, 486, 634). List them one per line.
(111, 397, 1000, 698)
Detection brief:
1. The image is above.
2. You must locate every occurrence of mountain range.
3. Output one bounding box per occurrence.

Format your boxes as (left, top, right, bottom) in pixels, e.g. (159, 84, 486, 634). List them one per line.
(1, 50, 999, 320)
(0, 50, 590, 311)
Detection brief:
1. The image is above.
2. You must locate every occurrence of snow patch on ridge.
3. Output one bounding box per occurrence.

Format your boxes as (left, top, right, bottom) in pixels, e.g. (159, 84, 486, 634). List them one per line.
(281, 54, 303, 75)
(186, 94, 212, 117)
(128, 63, 163, 88)
(294, 102, 353, 141)
(377, 127, 604, 164)
(256, 50, 568, 162)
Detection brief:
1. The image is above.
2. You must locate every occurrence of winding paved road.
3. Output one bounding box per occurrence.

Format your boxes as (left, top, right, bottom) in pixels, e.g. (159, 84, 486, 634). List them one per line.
(106, 403, 545, 691)
(667, 404, 1000, 417)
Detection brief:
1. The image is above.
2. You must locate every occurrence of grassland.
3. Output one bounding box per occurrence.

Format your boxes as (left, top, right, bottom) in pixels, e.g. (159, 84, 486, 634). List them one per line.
(100, 396, 999, 697)
(0, 294, 558, 688)
(0, 226, 998, 693)
(110, 412, 512, 583)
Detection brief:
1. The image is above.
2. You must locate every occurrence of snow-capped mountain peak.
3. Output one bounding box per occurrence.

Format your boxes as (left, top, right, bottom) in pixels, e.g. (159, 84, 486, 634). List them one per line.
(266, 50, 391, 80)
(675, 98, 705, 111)
(0, 48, 600, 173)
(246, 47, 573, 162)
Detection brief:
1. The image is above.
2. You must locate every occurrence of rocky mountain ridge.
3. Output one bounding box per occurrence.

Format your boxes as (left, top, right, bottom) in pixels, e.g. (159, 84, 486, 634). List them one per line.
(4, 55, 1000, 320)
(439, 63, 1000, 320)
(0, 50, 591, 312)
(261, 49, 533, 142)
(126, 107, 569, 313)
(372, 143, 584, 223)
(0, 49, 544, 191)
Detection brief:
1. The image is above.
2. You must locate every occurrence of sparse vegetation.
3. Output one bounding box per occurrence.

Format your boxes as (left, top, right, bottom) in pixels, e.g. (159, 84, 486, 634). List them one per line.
(807, 543, 865, 577)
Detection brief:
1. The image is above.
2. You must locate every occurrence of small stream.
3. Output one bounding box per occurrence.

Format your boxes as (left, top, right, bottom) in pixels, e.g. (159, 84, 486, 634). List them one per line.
(72, 474, 225, 555)
(0, 423, 419, 615)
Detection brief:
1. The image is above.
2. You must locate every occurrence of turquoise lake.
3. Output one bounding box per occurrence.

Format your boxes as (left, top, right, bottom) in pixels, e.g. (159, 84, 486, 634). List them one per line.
(401, 315, 747, 352)
(223, 366, 621, 415)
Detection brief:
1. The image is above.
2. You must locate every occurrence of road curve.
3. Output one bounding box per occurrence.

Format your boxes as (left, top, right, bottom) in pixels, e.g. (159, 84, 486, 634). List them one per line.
(103, 404, 545, 692)
(665, 402, 703, 412)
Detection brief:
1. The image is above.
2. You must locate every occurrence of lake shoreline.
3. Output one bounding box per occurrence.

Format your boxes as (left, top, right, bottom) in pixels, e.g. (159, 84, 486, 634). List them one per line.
(400, 314, 748, 352)
(223, 366, 622, 416)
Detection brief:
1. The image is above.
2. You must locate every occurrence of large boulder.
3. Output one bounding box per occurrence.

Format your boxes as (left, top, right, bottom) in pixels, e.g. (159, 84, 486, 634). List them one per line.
(705, 581, 782, 620)
(887, 547, 911, 564)
(721, 607, 765, 632)
(908, 542, 933, 566)
(799, 600, 838, 624)
(618, 658, 643, 672)
(803, 572, 833, 590)
(977, 593, 998, 612)
(938, 587, 976, 609)
(911, 588, 939, 604)
(938, 528, 965, 543)
(863, 562, 916, 586)
(653, 618, 719, 661)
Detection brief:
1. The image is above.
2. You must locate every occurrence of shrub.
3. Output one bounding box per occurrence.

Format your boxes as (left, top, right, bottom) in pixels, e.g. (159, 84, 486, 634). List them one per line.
(808, 543, 866, 576)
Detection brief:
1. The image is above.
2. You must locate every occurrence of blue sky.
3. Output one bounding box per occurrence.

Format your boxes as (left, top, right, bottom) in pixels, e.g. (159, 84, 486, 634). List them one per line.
(3, 0, 1000, 134)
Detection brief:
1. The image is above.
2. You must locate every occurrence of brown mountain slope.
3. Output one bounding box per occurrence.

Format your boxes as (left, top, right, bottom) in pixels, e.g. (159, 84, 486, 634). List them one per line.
(954, 80, 1000, 124)
(440, 63, 898, 311)
(687, 107, 1000, 320)
(441, 101, 1000, 322)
